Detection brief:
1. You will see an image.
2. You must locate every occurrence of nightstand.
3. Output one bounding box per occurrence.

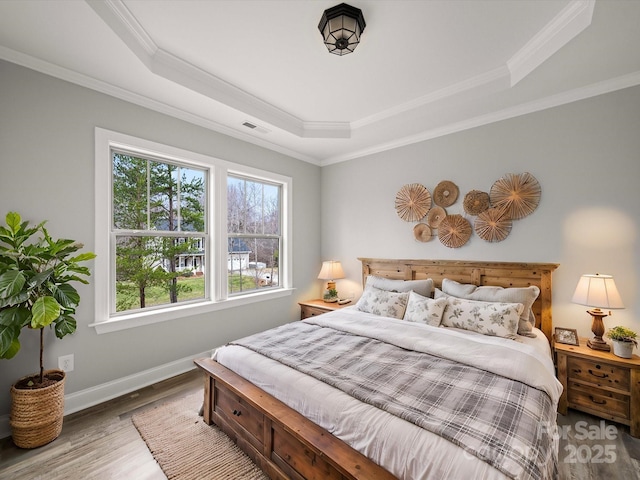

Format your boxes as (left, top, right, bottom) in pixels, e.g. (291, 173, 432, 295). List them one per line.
(555, 338, 640, 437)
(298, 299, 352, 320)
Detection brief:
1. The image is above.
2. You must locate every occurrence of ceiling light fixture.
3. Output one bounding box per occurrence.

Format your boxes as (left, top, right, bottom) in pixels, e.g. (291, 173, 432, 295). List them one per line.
(318, 3, 366, 56)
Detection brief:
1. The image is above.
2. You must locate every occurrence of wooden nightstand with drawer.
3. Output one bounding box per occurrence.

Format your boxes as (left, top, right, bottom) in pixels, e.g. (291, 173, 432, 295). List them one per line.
(298, 299, 351, 320)
(555, 338, 640, 437)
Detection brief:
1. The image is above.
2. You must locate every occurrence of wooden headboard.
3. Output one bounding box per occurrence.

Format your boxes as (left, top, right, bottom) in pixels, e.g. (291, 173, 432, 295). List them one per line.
(359, 258, 559, 343)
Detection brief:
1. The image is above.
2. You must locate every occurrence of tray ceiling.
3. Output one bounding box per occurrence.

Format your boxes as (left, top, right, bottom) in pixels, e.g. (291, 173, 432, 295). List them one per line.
(1, 1, 639, 165)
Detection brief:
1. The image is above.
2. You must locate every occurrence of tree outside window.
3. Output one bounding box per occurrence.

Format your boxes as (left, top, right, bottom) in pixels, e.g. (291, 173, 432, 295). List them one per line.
(95, 128, 292, 333)
(227, 175, 281, 294)
(112, 153, 206, 312)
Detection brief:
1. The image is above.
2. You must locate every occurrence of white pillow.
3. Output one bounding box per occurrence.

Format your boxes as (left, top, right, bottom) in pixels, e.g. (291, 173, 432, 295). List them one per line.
(441, 278, 539, 338)
(355, 285, 409, 319)
(440, 295, 523, 339)
(403, 291, 447, 326)
(365, 276, 433, 298)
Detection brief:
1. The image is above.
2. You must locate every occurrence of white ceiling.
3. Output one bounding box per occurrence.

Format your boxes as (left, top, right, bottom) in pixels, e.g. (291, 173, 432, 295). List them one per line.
(1, 1, 639, 165)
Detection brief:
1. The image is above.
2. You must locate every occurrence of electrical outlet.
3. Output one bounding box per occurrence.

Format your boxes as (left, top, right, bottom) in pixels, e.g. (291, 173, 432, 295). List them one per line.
(58, 354, 74, 372)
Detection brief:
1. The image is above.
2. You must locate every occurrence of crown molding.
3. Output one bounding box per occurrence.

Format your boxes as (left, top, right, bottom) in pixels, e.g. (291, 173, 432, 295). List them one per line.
(5, 0, 636, 168)
(321, 70, 640, 166)
(0, 45, 318, 164)
(5, 42, 638, 168)
(353, 0, 595, 131)
(508, 0, 595, 86)
(87, 0, 349, 141)
(352, 66, 510, 130)
(88, 0, 310, 137)
(302, 121, 351, 138)
(100, 0, 157, 58)
(89, 0, 595, 141)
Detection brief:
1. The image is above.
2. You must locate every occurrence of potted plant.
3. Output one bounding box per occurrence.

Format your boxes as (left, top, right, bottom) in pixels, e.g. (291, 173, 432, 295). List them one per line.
(323, 288, 339, 303)
(0, 212, 95, 448)
(605, 326, 638, 359)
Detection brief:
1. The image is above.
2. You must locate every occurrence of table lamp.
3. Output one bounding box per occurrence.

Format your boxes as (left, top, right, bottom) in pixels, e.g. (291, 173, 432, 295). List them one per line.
(572, 273, 624, 351)
(318, 260, 345, 301)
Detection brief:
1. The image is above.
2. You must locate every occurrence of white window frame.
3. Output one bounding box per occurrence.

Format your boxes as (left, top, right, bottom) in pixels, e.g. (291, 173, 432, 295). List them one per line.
(227, 172, 284, 296)
(92, 128, 293, 334)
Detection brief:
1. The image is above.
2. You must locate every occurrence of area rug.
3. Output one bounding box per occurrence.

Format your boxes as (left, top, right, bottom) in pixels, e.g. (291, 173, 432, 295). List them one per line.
(132, 393, 268, 480)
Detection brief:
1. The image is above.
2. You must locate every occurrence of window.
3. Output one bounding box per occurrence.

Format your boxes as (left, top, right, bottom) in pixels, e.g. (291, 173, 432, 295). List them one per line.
(112, 153, 207, 313)
(227, 175, 281, 295)
(93, 128, 292, 333)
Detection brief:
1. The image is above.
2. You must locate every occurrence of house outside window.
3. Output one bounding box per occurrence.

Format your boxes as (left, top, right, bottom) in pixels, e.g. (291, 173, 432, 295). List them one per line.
(227, 175, 281, 294)
(93, 128, 293, 334)
(112, 153, 207, 313)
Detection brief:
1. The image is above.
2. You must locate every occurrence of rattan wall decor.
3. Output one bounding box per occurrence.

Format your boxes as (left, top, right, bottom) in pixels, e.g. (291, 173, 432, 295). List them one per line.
(489, 172, 540, 220)
(426, 206, 446, 228)
(437, 214, 472, 248)
(433, 180, 459, 207)
(395, 183, 432, 222)
(396, 172, 539, 246)
(474, 207, 512, 242)
(463, 190, 490, 216)
(413, 223, 432, 242)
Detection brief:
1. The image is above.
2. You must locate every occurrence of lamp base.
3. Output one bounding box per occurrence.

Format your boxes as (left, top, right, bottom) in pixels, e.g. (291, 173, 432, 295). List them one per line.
(586, 308, 611, 351)
(587, 337, 611, 351)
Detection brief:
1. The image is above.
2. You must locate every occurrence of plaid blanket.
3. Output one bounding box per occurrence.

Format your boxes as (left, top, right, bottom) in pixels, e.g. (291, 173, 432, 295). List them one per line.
(231, 318, 557, 480)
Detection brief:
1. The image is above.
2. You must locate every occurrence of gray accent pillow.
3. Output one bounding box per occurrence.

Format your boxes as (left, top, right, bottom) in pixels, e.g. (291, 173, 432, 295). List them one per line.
(440, 279, 540, 338)
(365, 276, 434, 298)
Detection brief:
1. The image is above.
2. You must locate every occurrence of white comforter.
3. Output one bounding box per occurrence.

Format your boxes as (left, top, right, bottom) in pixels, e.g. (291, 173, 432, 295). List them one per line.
(214, 308, 562, 480)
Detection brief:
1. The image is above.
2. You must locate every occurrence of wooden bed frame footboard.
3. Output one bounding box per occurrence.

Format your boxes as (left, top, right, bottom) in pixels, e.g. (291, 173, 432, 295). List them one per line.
(194, 258, 559, 480)
(194, 357, 397, 480)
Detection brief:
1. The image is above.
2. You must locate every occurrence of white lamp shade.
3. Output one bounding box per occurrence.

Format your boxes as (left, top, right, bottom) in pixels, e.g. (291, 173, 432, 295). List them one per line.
(572, 274, 624, 309)
(317, 260, 345, 280)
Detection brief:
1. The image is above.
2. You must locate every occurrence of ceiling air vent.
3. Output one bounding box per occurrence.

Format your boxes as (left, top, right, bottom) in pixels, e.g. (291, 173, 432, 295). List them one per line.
(242, 121, 270, 134)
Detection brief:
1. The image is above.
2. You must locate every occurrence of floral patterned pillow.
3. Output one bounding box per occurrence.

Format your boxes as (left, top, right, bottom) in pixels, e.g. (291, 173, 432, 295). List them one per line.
(403, 291, 447, 326)
(355, 285, 409, 319)
(441, 278, 539, 338)
(440, 296, 524, 339)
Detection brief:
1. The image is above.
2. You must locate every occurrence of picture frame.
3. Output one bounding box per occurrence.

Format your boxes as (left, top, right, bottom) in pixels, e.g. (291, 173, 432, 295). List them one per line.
(555, 327, 579, 346)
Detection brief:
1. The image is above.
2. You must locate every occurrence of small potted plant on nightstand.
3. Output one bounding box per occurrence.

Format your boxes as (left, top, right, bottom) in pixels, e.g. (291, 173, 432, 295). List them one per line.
(323, 288, 339, 303)
(606, 326, 638, 359)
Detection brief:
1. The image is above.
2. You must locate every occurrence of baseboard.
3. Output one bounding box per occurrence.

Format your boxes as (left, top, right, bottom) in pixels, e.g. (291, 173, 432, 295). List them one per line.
(0, 349, 213, 440)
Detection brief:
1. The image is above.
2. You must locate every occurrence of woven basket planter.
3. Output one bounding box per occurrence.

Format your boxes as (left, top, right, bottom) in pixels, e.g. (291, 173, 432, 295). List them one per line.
(10, 369, 66, 448)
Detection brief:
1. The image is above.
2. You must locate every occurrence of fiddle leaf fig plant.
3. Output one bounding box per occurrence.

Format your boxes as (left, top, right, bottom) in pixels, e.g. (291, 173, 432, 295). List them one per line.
(0, 212, 96, 385)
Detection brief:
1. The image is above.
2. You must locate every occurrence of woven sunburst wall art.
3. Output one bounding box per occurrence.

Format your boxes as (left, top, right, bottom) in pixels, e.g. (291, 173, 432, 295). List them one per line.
(489, 172, 541, 220)
(395, 173, 540, 247)
(395, 183, 432, 222)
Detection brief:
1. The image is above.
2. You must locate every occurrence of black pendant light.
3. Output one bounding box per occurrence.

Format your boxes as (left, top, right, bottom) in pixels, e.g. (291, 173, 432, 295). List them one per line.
(318, 3, 366, 56)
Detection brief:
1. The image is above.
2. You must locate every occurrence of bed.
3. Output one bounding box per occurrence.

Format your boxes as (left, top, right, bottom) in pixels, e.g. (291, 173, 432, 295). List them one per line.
(195, 258, 560, 480)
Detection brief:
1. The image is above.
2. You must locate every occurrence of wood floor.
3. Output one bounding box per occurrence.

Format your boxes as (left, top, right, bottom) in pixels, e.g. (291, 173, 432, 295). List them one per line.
(0, 369, 203, 480)
(0, 368, 638, 479)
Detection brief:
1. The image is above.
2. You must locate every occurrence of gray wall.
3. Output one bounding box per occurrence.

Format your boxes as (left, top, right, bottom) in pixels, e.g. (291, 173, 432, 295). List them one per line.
(322, 85, 640, 340)
(0, 60, 321, 416)
(2, 59, 639, 422)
